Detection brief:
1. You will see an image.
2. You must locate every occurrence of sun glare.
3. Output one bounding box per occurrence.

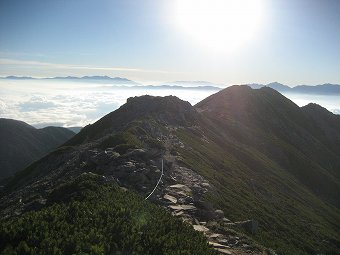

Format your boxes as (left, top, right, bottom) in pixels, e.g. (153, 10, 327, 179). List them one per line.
(174, 0, 264, 53)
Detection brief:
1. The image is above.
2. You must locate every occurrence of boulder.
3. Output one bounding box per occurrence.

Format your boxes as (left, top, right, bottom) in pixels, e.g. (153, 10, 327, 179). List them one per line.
(125, 149, 147, 158)
(222, 217, 231, 223)
(168, 204, 196, 211)
(90, 151, 111, 165)
(163, 194, 177, 204)
(193, 224, 210, 232)
(169, 184, 192, 194)
(215, 248, 232, 255)
(214, 209, 224, 219)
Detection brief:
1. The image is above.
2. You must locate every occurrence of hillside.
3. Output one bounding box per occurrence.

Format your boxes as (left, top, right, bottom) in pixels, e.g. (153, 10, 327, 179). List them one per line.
(1, 87, 339, 254)
(0, 173, 217, 255)
(0, 118, 75, 180)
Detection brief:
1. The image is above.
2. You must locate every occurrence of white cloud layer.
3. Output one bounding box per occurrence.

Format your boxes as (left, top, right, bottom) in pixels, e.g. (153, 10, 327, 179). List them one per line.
(0, 80, 339, 128)
(0, 80, 215, 127)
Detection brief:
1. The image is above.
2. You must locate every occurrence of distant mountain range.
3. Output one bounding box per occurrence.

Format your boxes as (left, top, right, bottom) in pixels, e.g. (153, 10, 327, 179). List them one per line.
(67, 126, 82, 134)
(2, 75, 140, 85)
(163, 80, 224, 87)
(0, 118, 75, 180)
(247, 82, 340, 94)
(3, 76, 339, 94)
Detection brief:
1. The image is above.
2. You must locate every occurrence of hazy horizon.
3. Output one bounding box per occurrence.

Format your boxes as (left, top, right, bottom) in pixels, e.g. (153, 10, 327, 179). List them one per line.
(1, 79, 339, 128)
(1, 0, 340, 126)
(1, 0, 340, 85)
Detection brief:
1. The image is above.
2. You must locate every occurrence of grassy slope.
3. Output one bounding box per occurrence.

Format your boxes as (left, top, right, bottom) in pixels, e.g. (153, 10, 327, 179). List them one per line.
(171, 86, 340, 254)
(175, 123, 340, 255)
(0, 119, 75, 180)
(2, 91, 339, 254)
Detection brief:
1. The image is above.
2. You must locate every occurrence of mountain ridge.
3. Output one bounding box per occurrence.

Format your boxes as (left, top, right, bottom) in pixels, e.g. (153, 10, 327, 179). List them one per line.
(1, 75, 140, 85)
(1, 86, 339, 254)
(0, 118, 75, 180)
(2, 76, 339, 94)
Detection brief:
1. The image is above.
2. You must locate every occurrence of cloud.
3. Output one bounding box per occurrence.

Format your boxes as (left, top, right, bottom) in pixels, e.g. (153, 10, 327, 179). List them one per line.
(0, 58, 170, 73)
(18, 97, 57, 112)
(1, 79, 339, 128)
(0, 79, 217, 127)
(332, 109, 340, 115)
(0, 99, 7, 114)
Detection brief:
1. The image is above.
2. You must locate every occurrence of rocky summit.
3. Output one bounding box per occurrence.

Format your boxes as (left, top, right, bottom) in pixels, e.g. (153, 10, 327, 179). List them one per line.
(1, 86, 339, 255)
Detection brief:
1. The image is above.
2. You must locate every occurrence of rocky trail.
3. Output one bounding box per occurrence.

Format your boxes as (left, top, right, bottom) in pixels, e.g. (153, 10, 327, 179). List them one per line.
(0, 128, 272, 255)
(150, 128, 269, 255)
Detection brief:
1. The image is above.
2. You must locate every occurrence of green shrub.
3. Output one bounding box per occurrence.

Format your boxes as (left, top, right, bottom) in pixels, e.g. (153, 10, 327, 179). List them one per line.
(0, 174, 218, 255)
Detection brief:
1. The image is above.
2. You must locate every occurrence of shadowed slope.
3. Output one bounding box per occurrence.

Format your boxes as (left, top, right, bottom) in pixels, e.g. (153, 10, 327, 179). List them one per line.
(0, 118, 75, 180)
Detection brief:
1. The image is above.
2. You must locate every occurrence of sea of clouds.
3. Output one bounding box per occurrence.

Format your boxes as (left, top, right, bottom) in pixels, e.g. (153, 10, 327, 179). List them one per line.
(0, 80, 215, 127)
(0, 80, 339, 128)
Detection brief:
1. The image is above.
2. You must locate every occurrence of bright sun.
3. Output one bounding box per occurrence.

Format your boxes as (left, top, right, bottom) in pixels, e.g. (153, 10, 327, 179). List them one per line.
(174, 0, 264, 52)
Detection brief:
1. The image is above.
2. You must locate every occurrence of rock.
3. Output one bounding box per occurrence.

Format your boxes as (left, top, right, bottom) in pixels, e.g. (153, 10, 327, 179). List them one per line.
(122, 161, 136, 171)
(110, 152, 120, 158)
(163, 194, 177, 204)
(174, 210, 184, 216)
(120, 187, 128, 192)
(201, 182, 210, 188)
(180, 204, 197, 211)
(125, 161, 135, 167)
(169, 184, 191, 194)
(170, 190, 187, 197)
(209, 242, 233, 255)
(24, 199, 46, 212)
(168, 205, 183, 211)
(209, 233, 222, 239)
(104, 148, 120, 158)
(181, 216, 193, 224)
(215, 248, 232, 255)
(208, 242, 230, 249)
(168, 204, 196, 211)
(193, 225, 210, 232)
(90, 151, 111, 165)
(215, 209, 224, 219)
(222, 217, 231, 223)
(178, 196, 193, 204)
(125, 149, 147, 158)
(216, 239, 229, 245)
(206, 221, 218, 228)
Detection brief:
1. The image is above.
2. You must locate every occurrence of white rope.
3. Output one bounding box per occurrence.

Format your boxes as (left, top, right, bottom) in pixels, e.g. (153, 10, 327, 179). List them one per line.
(145, 159, 163, 200)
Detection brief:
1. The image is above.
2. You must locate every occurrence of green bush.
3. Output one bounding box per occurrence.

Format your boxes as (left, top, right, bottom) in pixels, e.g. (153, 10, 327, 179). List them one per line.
(0, 174, 218, 255)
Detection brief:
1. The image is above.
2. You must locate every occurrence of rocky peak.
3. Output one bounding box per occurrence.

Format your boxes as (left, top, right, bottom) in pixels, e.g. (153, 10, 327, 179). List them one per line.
(123, 95, 197, 125)
(195, 85, 300, 123)
(302, 103, 332, 115)
(66, 95, 199, 145)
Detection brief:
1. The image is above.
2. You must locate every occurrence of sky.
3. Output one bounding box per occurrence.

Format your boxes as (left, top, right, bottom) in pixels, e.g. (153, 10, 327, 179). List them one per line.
(0, 0, 340, 127)
(0, 0, 339, 85)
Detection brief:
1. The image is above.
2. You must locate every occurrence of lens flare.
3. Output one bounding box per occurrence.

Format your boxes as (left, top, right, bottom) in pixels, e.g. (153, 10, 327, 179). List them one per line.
(174, 0, 264, 53)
